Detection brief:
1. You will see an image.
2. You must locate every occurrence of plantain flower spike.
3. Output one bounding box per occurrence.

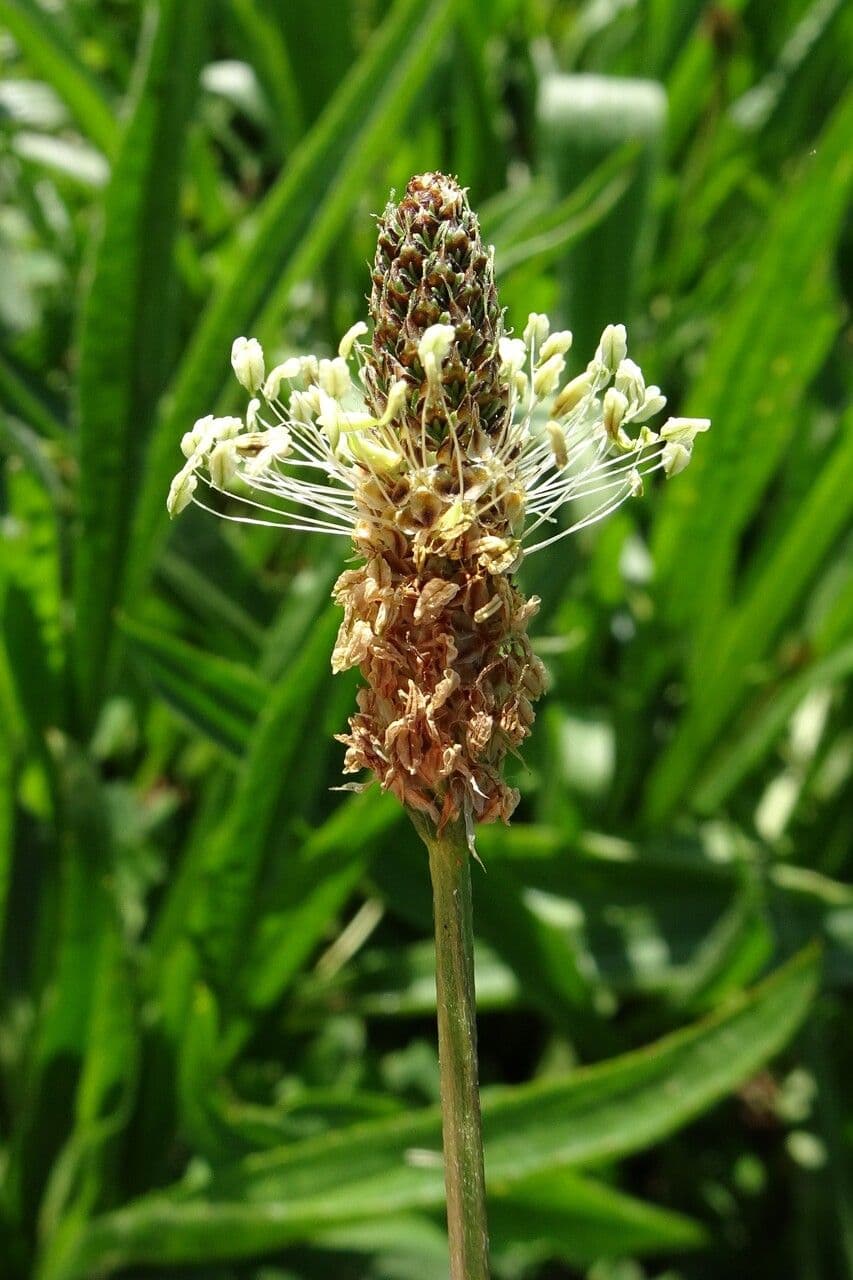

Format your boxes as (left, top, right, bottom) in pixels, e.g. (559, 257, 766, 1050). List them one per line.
(167, 173, 709, 843)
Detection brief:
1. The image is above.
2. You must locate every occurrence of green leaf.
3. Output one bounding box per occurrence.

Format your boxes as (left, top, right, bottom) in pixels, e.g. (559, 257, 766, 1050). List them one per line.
(488, 1167, 706, 1265)
(0, 729, 13, 959)
(666, 0, 750, 152)
(157, 550, 267, 651)
(652, 92, 853, 653)
(11, 741, 129, 1241)
(377, 814, 847, 1002)
(35, 918, 138, 1279)
(1, 455, 64, 682)
(479, 825, 848, 998)
(259, 548, 342, 681)
(236, 788, 399, 1023)
(696, 639, 853, 811)
(449, 0, 506, 196)
(182, 608, 341, 992)
(372, 824, 608, 1039)
(494, 147, 638, 279)
(473, 859, 604, 1032)
(62, 949, 818, 1274)
(647, 410, 853, 821)
(728, 0, 848, 135)
(125, 0, 454, 604)
(2, 583, 60, 744)
(0, 348, 66, 442)
(0, 0, 116, 157)
(538, 72, 666, 360)
(177, 983, 405, 1160)
(0, 414, 66, 506)
(266, 0, 356, 127)
(72, 0, 205, 730)
(227, 0, 303, 152)
(294, 938, 519, 1021)
(314, 1172, 705, 1273)
(119, 613, 266, 756)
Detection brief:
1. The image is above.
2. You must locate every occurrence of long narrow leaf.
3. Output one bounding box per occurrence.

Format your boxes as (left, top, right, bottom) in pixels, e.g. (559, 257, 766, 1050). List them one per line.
(0, 726, 13, 959)
(488, 1167, 706, 1264)
(183, 608, 340, 990)
(647, 411, 853, 820)
(120, 613, 266, 756)
(0, 348, 66, 442)
(72, 0, 204, 730)
(61, 949, 818, 1273)
(653, 91, 853, 649)
(0, 0, 116, 156)
(696, 639, 853, 811)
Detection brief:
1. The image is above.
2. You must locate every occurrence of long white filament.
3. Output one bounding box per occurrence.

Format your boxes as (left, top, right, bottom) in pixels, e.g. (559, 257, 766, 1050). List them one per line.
(171, 319, 703, 554)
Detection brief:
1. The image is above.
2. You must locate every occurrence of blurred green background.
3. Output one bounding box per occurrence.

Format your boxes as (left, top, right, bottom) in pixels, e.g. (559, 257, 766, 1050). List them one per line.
(1, 1, 851, 1277)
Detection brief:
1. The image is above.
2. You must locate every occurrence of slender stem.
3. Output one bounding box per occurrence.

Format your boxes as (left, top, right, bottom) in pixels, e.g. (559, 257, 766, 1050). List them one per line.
(414, 813, 490, 1279)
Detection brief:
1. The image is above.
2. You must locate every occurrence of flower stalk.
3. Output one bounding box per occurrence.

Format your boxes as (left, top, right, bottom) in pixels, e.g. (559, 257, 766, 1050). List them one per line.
(414, 812, 489, 1279)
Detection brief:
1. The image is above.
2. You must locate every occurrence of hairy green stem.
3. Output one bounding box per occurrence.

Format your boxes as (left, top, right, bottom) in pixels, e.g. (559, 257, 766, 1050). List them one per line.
(414, 813, 490, 1279)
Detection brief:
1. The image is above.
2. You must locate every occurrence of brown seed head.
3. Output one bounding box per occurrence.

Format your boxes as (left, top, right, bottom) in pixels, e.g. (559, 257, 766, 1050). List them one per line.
(334, 175, 547, 837)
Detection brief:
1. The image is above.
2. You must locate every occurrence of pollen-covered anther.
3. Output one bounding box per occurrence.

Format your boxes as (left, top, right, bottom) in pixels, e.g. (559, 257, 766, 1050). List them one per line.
(473, 595, 504, 625)
(552, 370, 595, 419)
(533, 353, 566, 397)
(660, 417, 711, 476)
(539, 330, 573, 360)
(166, 467, 197, 517)
(418, 323, 456, 389)
(338, 320, 368, 359)
(523, 312, 549, 347)
(208, 441, 238, 490)
(596, 323, 627, 371)
(603, 388, 629, 439)
(546, 421, 569, 468)
(231, 336, 265, 393)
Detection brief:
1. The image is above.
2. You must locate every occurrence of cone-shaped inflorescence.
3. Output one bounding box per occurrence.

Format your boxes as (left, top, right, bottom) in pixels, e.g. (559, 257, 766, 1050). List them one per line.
(365, 172, 507, 449)
(335, 173, 546, 837)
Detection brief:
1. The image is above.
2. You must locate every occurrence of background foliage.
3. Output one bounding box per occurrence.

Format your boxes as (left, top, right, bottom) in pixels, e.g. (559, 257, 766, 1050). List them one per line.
(0, 1, 851, 1277)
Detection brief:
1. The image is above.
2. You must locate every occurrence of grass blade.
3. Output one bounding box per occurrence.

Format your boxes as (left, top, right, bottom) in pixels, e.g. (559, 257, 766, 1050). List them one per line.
(237, 789, 398, 1023)
(538, 72, 666, 360)
(227, 0, 303, 152)
(10, 742, 127, 1239)
(119, 613, 266, 756)
(72, 0, 204, 731)
(0, 347, 66, 442)
(0, 0, 116, 156)
(647, 411, 853, 821)
(653, 91, 853, 649)
(695, 639, 853, 811)
(0, 711, 13, 958)
(489, 1167, 706, 1264)
(180, 608, 340, 991)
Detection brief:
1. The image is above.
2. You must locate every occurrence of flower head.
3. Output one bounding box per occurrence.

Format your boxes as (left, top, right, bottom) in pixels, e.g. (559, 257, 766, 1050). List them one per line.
(167, 173, 708, 840)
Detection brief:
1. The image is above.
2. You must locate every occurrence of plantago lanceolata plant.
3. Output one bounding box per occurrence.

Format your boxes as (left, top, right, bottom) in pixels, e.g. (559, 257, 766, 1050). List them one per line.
(167, 172, 709, 1278)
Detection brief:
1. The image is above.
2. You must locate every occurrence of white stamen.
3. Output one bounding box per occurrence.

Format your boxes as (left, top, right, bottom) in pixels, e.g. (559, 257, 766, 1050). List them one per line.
(231, 336, 265, 393)
(168, 318, 707, 555)
(338, 320, 368, 359)
(418, 324, 456, 385)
